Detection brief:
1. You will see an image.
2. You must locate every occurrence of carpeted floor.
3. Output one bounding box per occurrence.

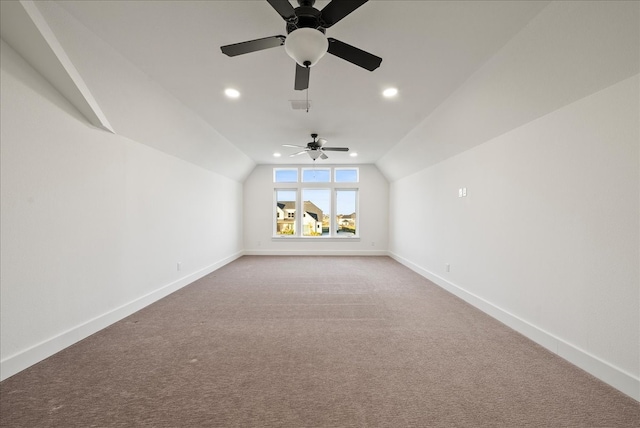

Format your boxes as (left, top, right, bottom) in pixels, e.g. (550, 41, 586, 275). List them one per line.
(1, 256, 638, 427)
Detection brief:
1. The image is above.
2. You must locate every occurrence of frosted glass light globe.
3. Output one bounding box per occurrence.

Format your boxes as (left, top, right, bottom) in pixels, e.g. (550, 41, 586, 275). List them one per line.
(308, 150, 321, 160)
(285, 28, 328, 67)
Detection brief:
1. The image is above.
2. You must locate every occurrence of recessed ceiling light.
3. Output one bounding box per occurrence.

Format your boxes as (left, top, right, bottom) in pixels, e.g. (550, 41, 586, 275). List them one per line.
(383, 87, 398, 98)
(350, 152, 358, 157)
(224, 88, 240, 98)
(273, 152, 281, 158)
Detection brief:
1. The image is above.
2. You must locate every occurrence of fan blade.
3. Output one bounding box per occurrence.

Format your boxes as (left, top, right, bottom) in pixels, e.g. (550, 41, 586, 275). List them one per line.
(294, 63, 310, 90)
(289, 150, 307, 157)
(320, 0, 368, 28)
(320, 152, 329, 160)
(266, 0, 297, 21)
(327, 38, 382, 71)
(322, 147, 349, 152)
(282, 144, 306, 148)
(221, 35, 285, 57)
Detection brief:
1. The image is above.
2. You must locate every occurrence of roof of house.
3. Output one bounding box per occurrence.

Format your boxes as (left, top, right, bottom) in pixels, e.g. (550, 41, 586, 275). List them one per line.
(277, 201, 295, 211)
(303, 201, 323, 221)
(277, 201, 323, 221)
(338, 213, 356, 219)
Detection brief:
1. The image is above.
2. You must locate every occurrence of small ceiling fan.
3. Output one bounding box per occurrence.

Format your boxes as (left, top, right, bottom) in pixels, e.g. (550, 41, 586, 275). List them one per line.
(284, 133, 349, 160)
(220, 0, 382, 90)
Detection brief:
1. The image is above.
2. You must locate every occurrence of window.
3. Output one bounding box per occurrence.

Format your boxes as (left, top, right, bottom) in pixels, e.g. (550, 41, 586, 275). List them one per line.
(302, 189, 330, 236)
(335, 168, 359, 183)
(302, 168, 330, 182)
(273, 167, 359, 238)
(336, 190, 357, 235)
(274, 168, 298, 183)
(275, 189, 296, 235)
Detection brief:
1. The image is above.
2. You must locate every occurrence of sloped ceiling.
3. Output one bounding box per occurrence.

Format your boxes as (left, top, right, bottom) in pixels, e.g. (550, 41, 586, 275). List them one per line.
(0, 0, 113, 133)
(2, 1, 638, 181)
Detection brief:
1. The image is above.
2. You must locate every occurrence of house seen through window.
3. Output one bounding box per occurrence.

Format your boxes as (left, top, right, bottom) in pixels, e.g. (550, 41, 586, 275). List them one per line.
(274, 167, 358, 238)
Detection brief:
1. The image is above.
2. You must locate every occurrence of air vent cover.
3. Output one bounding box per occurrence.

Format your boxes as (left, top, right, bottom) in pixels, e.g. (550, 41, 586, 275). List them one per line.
(290, 100, 311, 110)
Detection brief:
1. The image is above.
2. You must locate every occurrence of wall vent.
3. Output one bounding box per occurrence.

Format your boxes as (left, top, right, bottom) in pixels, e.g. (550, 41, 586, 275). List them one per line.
(290, 100, 311, 110)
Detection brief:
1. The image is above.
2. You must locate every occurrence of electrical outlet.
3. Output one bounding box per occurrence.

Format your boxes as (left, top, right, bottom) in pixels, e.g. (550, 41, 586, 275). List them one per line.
(177, 262, 182, 271)
(371, 241, 375, 247)
(445, 263, 450, 272)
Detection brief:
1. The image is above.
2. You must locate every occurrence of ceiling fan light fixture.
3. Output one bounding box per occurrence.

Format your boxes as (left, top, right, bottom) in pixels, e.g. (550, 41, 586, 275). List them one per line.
(308, 150, 321, 160)
(285, 28, 328, 67)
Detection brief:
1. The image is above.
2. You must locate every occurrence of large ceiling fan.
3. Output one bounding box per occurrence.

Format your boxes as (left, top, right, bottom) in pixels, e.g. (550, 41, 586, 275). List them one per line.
(220, 0, 382, 90)
(284, 133, 349, 160)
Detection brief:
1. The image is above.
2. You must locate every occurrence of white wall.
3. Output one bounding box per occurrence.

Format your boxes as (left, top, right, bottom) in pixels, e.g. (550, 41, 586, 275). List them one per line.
(243, 164, 388, 255)
(381, 0, 639, 401)
(0, 39, 244, 380)
(388, 75, 639, 399)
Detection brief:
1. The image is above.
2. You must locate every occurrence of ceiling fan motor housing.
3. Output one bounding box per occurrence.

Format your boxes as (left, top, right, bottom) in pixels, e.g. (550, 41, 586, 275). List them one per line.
(286, 4, 326, 33)
(308, 133, 320, 149)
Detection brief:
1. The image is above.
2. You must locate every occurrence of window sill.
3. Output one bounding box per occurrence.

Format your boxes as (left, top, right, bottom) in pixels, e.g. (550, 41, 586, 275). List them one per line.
(272, 236, 360, 241)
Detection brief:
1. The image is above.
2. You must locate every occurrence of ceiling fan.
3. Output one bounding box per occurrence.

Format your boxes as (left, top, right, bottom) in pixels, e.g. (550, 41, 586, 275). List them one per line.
(284, 133, 349, 160)
(220, 0, 382, 90)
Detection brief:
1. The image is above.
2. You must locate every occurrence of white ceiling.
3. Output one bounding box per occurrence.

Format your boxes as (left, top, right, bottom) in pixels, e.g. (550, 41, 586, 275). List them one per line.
(50, 0, 548, 165)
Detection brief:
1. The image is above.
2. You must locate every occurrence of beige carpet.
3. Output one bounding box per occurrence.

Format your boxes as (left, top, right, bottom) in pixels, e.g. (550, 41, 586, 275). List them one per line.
(1, 256, 638, 427)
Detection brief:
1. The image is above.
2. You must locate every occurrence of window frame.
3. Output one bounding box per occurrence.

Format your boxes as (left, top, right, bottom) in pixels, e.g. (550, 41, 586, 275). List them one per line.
(335, 188, 359, 237)
(274, 188, 299, 236)
(301, 188, 331, 237)
(334, 167, 359, 183)
(273, 167, 359, 239)
(301, 168, 331, 183)
(273, 168, 299, 183)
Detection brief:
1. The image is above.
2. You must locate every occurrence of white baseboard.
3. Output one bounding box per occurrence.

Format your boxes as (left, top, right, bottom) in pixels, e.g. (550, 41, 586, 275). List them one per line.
(0, 251, 242, 381)
(243, 249, 389, 256)
(388, 251, 640, 402)
(6, 251, 637, 402)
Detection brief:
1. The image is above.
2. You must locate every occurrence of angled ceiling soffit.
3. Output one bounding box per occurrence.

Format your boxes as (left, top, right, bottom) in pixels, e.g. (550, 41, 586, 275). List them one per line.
(0, 0, 114, 133)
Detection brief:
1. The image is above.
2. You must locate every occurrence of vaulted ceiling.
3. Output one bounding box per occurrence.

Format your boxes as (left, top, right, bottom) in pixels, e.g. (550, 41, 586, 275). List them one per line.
(45, 1, 547, 163)
(2, 1, 636, 181)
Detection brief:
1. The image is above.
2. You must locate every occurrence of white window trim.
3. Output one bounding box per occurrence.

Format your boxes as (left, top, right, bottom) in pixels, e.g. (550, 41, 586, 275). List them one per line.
(334, 167, 359, 183)
(301, 167, 331, 183)
(273, 167, 359, 239)
(274, 188, 299, 236)
(273, 168, 298, 183)
(335, 188, 359, 237)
